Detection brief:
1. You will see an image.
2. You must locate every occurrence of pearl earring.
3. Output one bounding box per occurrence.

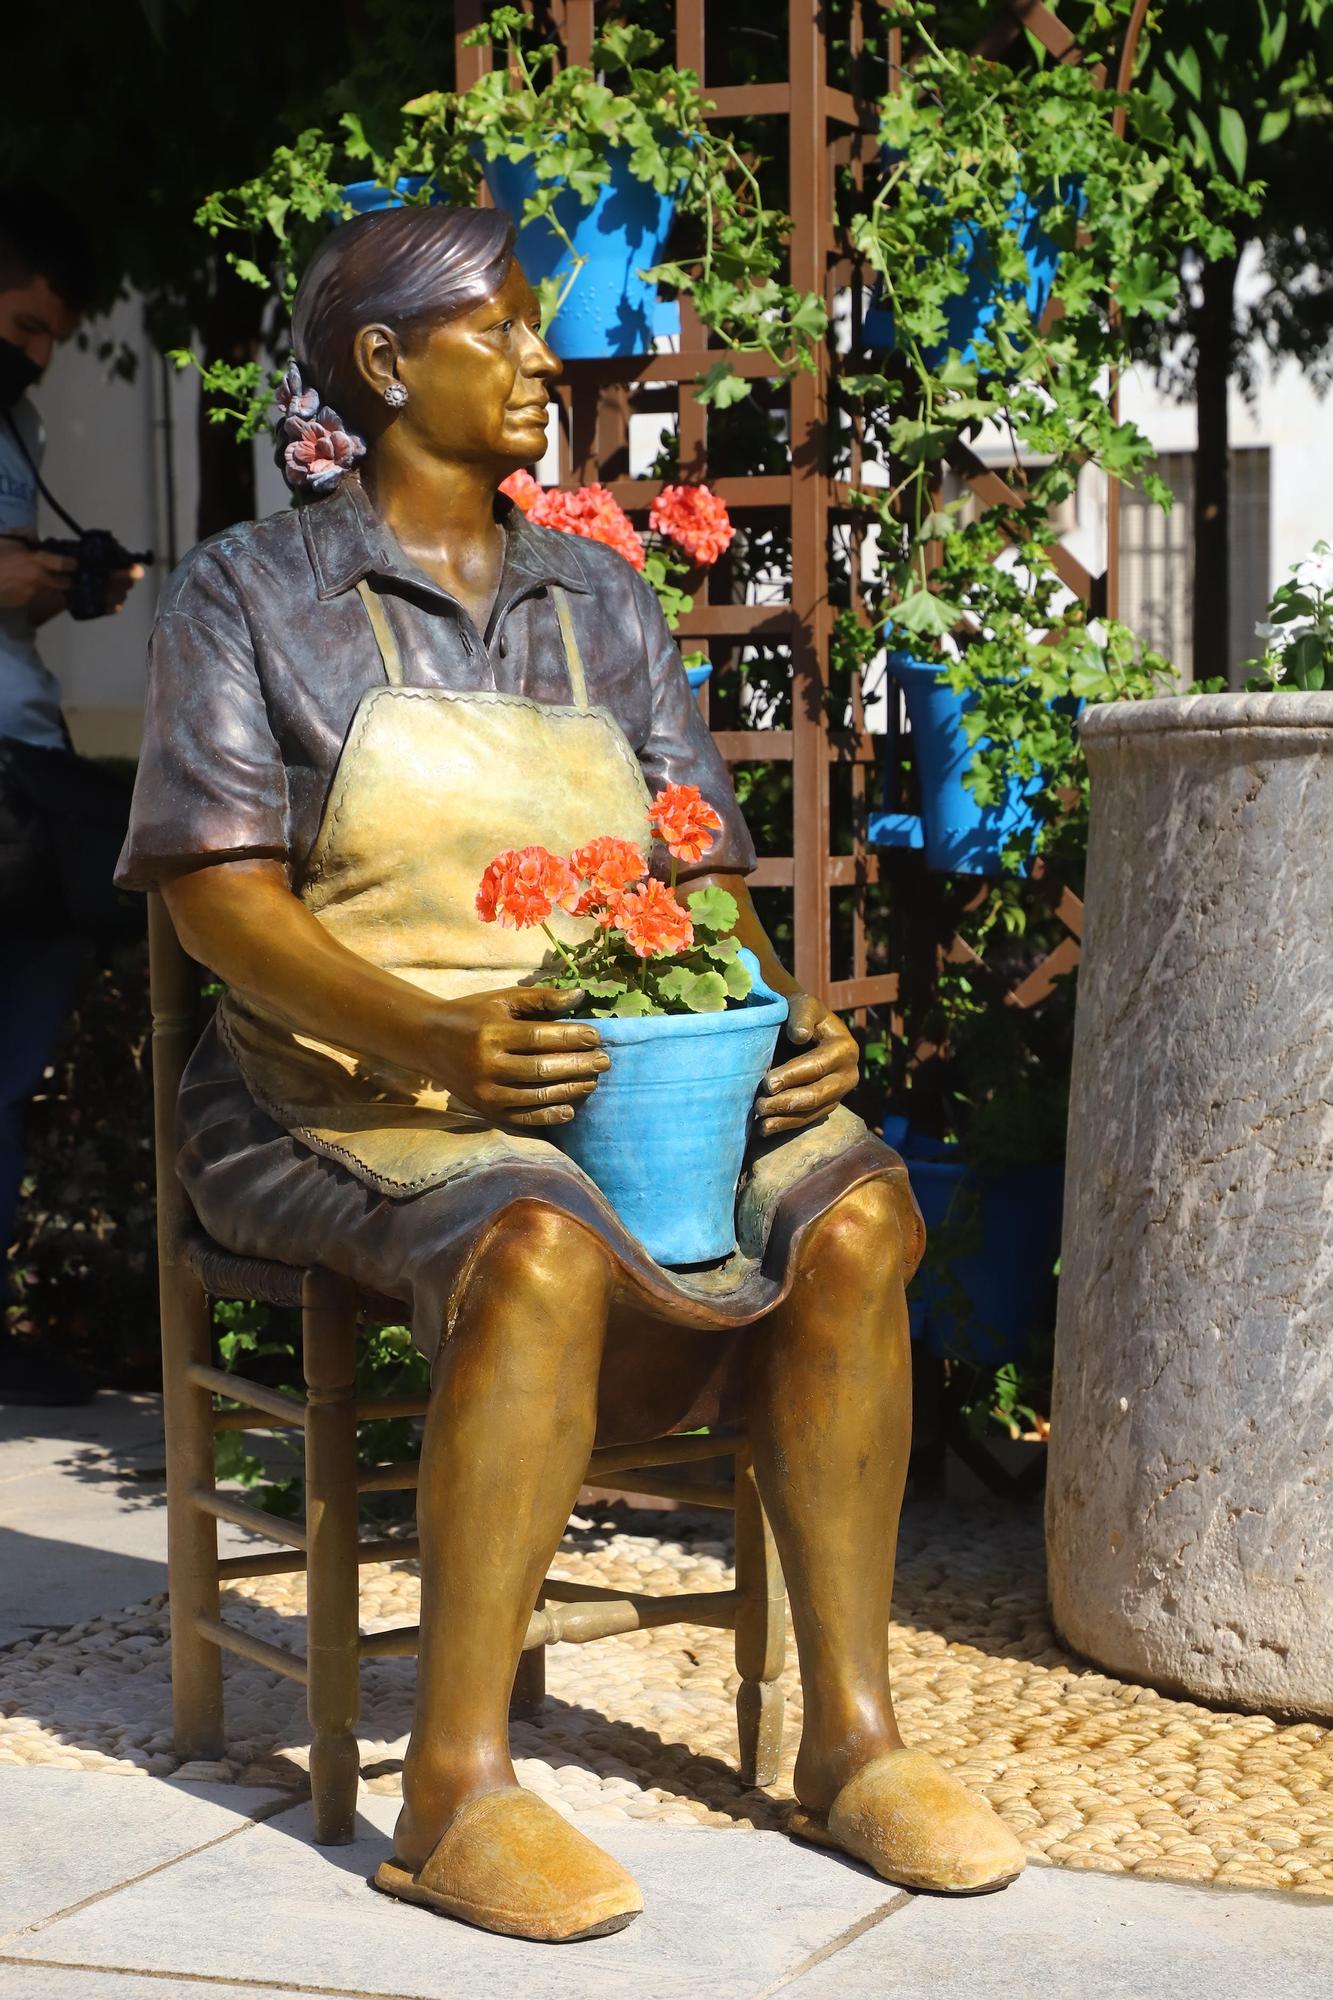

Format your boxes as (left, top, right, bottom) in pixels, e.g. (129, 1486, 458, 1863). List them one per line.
(383, 382, 408, 409)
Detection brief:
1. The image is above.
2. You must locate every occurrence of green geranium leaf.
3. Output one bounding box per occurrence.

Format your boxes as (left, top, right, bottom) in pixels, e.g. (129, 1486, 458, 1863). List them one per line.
(700, 932, 741, 963)
(678, 969, 730, 1013)
(687, 884, 739, 934)
(598, 990, 655, 1018)
(890, 587, 960, 638)
(722, 957, 753, 1002)
(695, 363, 751, 409)
(580, 977, 628, 999)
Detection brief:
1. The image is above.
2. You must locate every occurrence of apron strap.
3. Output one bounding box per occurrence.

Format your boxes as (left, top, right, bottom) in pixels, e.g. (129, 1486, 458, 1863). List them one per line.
(551, 585, 591, 710)
(355, 581, 405, 688)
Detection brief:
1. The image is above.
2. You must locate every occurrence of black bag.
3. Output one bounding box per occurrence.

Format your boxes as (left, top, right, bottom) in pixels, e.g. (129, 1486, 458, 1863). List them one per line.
(0, 738, 142, 943)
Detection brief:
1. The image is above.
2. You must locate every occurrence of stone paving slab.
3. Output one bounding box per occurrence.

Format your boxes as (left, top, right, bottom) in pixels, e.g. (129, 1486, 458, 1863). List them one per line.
(3, 1789, 900, 2000)
(785, 1858, 1333, 2000)
(0, 1973, 353, 2000)
(0, 1771, 292, 1944)
(0, 1394, 258, 1645)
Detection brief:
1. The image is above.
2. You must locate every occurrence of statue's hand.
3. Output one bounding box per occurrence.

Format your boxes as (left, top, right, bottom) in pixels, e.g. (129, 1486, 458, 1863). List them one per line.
(755, 993, 859, 1138)
(431, 985, 609, 1129)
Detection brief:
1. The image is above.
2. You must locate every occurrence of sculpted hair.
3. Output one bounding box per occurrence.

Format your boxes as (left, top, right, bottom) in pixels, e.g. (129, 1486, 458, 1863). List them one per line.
(290, 204, 517, 424)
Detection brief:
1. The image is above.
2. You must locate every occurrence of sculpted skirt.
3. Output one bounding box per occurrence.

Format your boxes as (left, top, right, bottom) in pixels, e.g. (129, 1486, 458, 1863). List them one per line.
(177, 1016, 924, 1365)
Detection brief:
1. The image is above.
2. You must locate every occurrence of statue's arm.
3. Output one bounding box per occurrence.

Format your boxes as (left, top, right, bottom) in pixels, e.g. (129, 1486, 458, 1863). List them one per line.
(162, 857, 608, 1129)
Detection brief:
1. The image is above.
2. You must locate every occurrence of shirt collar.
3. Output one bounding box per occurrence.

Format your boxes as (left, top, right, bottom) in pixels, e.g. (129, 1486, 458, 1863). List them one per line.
(301, 476, 592, 604)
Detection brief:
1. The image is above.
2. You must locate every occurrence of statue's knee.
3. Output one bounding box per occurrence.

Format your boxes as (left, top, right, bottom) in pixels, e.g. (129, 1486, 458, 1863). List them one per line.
(800, 1178, 905, 1291)
(478, 1199, 612, 1307)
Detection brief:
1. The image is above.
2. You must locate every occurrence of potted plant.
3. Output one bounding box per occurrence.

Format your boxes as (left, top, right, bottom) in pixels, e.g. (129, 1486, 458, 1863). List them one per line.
(180, 18, 826, 433)
(840, 5, 1252, 873)
(473, 785, 788, 1265)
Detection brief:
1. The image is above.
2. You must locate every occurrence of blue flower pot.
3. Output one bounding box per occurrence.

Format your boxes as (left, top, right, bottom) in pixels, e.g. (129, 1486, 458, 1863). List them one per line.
(340, 177, 437, 217)
(555, 949, 788, 1265)
(864, 178, 1084, 367)
(482, 146, 681, 358)
(685, 662, 713, 695)
(884, 1120, 1063, 1367)
(868, 651, 1048, 878)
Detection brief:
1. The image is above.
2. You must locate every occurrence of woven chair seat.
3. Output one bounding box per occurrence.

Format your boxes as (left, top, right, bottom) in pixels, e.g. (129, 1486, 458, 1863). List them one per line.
(182, 1226, 406, 1322)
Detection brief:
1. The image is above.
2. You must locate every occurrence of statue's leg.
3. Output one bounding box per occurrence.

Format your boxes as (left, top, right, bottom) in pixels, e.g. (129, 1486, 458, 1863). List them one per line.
(392, 1199, 614, 1873)
(747, 1177, 1024, 1892)
(747, 1179, 910, 1808)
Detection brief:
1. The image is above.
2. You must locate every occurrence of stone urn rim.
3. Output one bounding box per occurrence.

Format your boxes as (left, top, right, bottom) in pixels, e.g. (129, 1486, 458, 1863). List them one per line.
(1079, 689, 1333, 743)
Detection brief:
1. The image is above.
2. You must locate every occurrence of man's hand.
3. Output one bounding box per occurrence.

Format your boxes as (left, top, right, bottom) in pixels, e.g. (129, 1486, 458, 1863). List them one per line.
(756, 993, 859, 1137)
(0, 537, 74, 613)
(106, 564, 145, 614)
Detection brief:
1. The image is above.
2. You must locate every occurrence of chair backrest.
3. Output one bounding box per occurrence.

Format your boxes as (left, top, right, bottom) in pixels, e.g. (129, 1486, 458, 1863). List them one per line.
(147, 890, 202, 1264)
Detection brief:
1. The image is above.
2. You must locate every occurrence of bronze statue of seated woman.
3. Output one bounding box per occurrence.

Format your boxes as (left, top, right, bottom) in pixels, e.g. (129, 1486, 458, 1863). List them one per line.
(117, 204, 1023, 1942)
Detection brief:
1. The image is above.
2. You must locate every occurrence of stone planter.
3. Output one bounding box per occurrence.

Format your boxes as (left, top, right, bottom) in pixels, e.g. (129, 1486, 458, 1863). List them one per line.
(1046, 692, 1333, 1716)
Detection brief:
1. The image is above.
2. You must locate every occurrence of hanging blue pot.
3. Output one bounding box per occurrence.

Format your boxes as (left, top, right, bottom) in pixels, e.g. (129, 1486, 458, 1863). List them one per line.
(884, 1120, 1063, 1368)
(339, 176, 437, 217)
(482, 146, 681, 357)
(555, 949, 788, 1266)
(869, 651, 1049, 878)
(864, 178, 1084, 367)
(685, 661, 713, 696)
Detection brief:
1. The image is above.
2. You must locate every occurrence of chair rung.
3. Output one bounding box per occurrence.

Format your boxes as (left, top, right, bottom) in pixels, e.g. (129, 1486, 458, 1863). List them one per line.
(586, 1434, 739, 1479)
(359, 1586, 741, 1662)
(214, 1393, 431, 1434)
(195, 1613, 308, 1684)
(191, 1364, 306, 1428)
(216, 1535, 421, 1582)
(357, 1459, 418, 1495)
(582, 1475, 736, 1512)
(193, 1487, 309, 1550)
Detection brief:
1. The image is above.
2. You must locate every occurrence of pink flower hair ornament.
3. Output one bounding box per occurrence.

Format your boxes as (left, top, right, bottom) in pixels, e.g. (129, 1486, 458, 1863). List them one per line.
(273, 361, 366, 495)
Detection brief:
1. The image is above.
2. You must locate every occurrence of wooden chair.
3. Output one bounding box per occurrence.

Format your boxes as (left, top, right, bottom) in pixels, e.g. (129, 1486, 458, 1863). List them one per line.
(148, 893, 787, 1843)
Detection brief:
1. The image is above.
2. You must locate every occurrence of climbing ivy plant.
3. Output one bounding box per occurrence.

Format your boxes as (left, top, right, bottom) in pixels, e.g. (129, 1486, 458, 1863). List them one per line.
(177, 11, 826, 437)
(840, 1, 1256, 866)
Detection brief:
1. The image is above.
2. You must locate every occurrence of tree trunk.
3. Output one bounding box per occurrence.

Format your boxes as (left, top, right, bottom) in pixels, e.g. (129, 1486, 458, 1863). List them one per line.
(194, 257, 264, 543)
(1192, 251, 1238, 682)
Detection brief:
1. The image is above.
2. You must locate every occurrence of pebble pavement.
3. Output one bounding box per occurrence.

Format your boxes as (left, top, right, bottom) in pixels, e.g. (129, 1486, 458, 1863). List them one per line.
(2, 1496, 1330, 1896)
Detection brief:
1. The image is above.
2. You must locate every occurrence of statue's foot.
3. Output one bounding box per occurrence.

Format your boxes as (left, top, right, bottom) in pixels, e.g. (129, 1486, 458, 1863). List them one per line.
(788, 1749, 1025, 1895)
(371, 1787, 643, 1942)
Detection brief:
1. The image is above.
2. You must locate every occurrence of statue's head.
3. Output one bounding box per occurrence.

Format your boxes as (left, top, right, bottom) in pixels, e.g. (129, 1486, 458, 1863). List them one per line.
(277, 205, 558, 497)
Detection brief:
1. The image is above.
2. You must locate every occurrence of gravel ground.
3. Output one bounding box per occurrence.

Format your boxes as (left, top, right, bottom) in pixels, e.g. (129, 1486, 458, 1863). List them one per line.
(2, 1495, 1330, 1895)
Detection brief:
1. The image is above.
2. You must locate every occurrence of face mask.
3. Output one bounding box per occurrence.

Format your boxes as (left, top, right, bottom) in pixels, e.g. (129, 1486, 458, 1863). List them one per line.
(0, 337, 42, 412)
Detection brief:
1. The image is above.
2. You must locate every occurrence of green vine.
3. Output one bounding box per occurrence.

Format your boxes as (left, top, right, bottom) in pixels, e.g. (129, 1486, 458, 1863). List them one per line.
(176, 12, 827, 437)
(842, 1, 1257, 862)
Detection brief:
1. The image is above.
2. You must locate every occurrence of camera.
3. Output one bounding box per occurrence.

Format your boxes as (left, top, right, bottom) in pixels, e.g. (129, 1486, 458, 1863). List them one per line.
(39, 529, 153, 621)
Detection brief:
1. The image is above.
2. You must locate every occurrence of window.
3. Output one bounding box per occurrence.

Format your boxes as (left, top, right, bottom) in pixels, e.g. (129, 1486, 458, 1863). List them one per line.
(1119, 448, 1271, 685)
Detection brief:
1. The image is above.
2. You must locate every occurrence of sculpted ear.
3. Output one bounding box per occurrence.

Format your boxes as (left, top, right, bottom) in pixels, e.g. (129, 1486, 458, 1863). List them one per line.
(354, 324, 401, 402)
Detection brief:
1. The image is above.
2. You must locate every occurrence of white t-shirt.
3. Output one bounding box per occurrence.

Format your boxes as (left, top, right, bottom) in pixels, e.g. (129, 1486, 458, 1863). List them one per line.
(0, 398, 68, 750)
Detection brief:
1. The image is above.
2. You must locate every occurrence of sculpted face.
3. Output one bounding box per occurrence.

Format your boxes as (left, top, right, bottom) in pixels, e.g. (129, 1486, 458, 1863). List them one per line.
(356, 261, 559, 476)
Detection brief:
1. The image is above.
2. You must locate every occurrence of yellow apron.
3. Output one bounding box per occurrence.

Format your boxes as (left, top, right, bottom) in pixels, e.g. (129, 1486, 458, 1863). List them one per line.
(218, 582, 656, 1196)
(218, 577, 874, 1259)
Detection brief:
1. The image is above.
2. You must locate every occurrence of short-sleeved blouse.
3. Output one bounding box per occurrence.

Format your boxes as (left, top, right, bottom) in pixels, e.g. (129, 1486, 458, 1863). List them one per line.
(117, 478, 755, 891)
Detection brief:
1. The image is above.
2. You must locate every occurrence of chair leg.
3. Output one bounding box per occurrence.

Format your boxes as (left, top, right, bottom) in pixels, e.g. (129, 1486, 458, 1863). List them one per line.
(160, 1259, 224, 1761)
(733, 1448, 785, 1788)
(509, 1590, 546, 1718)
(303, 1269, 361, 1845)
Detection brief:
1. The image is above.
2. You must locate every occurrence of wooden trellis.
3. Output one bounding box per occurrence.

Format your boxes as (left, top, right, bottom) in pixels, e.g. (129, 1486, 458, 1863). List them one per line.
(455, 0, 1143, 1023)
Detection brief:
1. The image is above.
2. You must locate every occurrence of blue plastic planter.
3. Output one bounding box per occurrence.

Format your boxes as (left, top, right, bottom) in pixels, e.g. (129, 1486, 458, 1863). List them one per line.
(864, 179, 1084, 367)
(885, 1120, 1063, 1367)
(869, 651, 1048, 878)
(340, 177, 436, 216)
(685, 662, 713, 695)
(482, 147, 681, 357)
(555, 949, 788, 1265)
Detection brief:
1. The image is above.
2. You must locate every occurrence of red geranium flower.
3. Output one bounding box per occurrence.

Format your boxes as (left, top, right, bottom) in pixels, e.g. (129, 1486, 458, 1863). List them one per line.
(612, 877, 695, 959)
(526, 482, 646, 571)
(568, 835, 649, 919)
(499, 468, 542, 513)
(649, 483, 735, 567)
(648, 782, 724, 865)
(475, 845, 578, 929)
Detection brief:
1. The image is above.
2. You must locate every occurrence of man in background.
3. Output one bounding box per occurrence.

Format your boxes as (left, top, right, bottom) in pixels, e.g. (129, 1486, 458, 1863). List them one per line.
(0, 186, 144, 1399)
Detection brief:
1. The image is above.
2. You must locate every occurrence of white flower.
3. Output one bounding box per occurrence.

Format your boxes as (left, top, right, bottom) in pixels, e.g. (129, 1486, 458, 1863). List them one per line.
(1297, 552, 1333, 592)
(1254, 621, 1278, 640)
(1270, 657, 1288, 682)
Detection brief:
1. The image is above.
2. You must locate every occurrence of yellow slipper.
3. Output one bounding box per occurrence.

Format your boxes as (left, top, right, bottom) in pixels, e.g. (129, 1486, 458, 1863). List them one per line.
(372, 1787, 644, 1942)
(788, 1748, 1025, 1895)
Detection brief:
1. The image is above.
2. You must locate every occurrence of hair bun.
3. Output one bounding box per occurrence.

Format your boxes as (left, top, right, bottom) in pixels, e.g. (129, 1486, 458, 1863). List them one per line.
(272, 360, 366, 495)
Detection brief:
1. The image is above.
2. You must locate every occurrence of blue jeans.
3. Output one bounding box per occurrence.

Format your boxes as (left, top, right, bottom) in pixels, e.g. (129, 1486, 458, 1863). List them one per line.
(1, 932, 88, 1264)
